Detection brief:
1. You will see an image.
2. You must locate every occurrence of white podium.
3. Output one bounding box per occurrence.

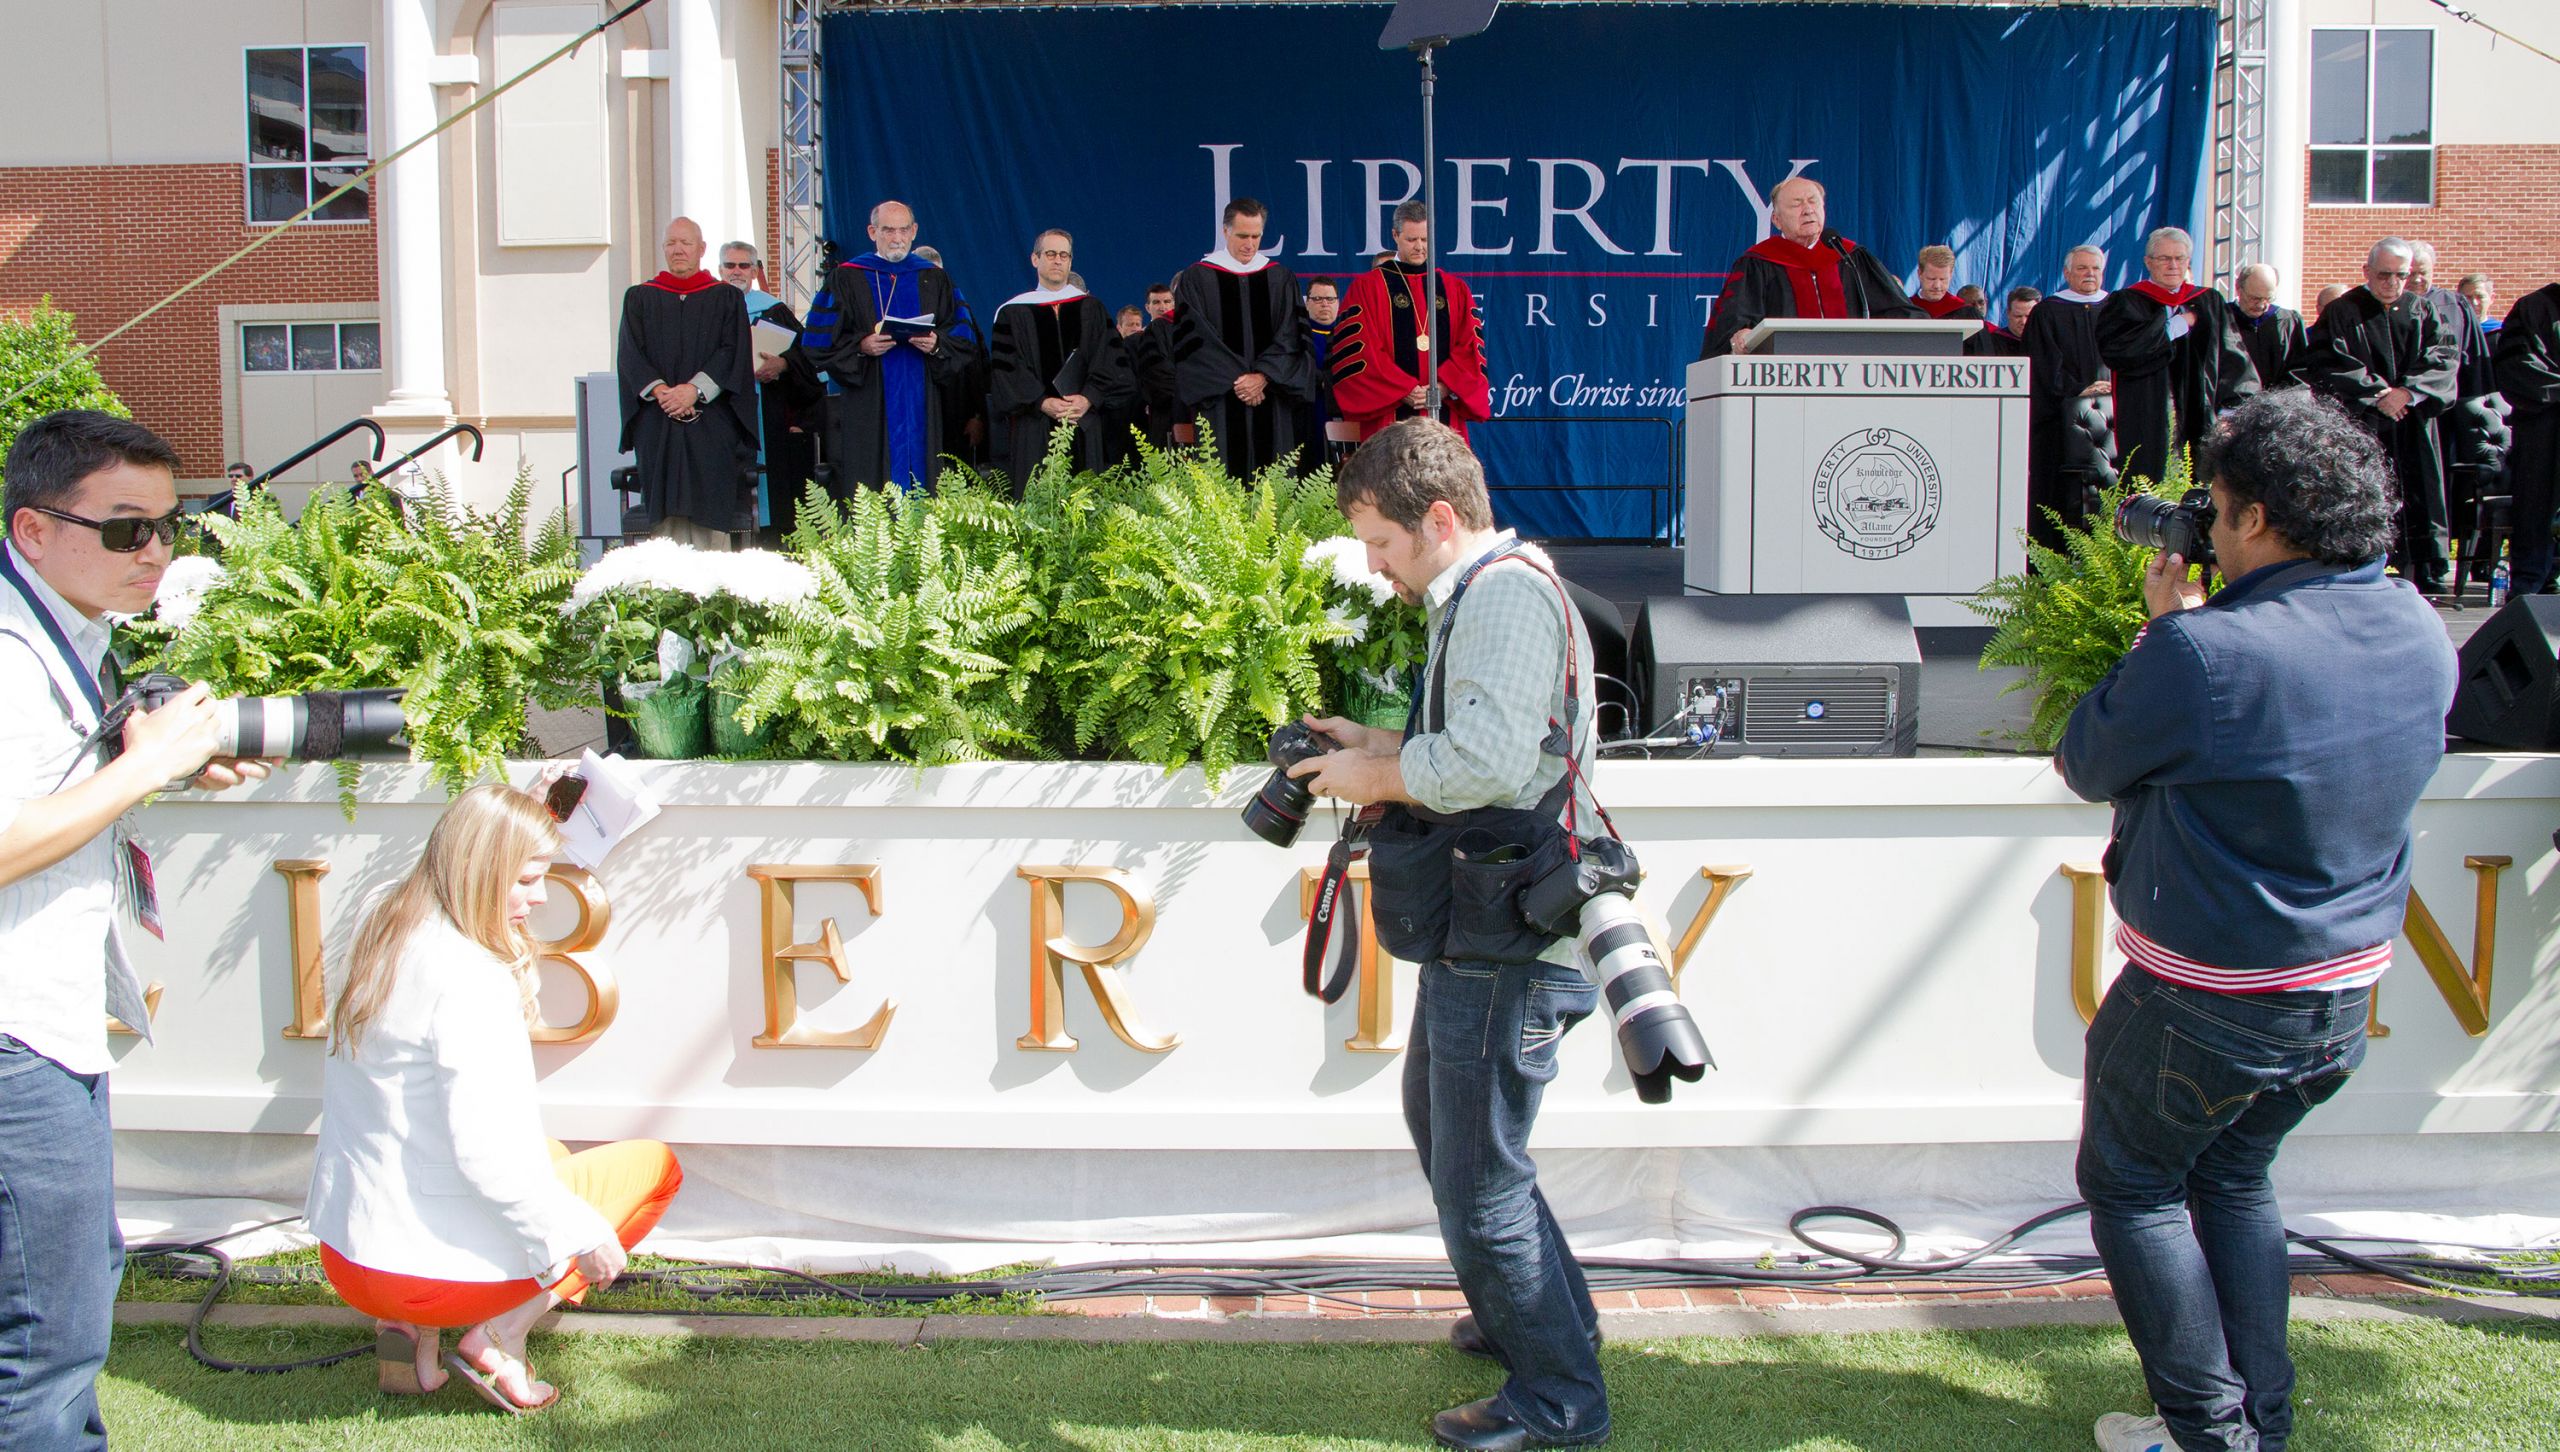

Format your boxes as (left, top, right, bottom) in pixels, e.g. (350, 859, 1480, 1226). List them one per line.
(1684, 320, 2028, 601)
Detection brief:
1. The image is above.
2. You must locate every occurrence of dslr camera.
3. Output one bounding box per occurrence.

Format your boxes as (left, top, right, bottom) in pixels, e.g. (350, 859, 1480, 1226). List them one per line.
(2114, 487, 2216, 570)
(1243, 720, 1342, 848)
(119, 671, 410, 762)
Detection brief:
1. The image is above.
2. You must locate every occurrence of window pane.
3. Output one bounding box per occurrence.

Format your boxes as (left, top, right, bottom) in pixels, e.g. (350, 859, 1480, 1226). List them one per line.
(306, 46, 368, 162)
(291, 325, 340, 372)
(2310, 149, 2368, 205)
(242, 325, 290, 373)
(246, 48, 306, 163)
(2310, 29, 2370, 146)
(247, 165, 306, 223)
(2372, 149, 2433, 206)
(338, 323, 381, 371)
(2374, 30, 2433, 145)
(311, 166, 370, 222)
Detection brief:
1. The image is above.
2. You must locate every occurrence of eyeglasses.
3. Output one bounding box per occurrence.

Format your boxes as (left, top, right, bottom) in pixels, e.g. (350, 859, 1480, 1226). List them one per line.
(720, 260, 757, 270)
(33, 506, 187, 552)
(1035, 250, 1073, 260)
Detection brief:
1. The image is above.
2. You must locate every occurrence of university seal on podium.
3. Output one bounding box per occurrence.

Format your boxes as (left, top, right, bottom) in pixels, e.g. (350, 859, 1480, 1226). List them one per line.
(1811, 427, 1942, 560)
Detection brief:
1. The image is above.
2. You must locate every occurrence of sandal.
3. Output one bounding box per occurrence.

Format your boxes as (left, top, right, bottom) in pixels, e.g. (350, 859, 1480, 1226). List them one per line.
(442, 1338, 560, 1415)
(373, 1322, 446, 1396)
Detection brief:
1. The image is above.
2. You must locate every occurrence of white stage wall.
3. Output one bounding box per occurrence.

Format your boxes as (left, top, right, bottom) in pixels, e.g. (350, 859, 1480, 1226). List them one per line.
(109, 756, 2560, 1265)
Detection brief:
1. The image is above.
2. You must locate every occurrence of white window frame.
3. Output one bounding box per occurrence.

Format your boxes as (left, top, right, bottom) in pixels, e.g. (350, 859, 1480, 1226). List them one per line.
(2308, 25, 2437, 209)
(241, 43, 373, 227)
(240, 320, 383, 376)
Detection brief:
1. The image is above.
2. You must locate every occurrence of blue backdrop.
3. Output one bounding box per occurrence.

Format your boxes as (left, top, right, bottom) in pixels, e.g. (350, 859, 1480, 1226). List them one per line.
(820, 2, 2214, 538)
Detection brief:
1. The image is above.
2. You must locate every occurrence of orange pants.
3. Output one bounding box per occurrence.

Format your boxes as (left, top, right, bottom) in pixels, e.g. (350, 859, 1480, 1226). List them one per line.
(321, 1139, 682, 1328)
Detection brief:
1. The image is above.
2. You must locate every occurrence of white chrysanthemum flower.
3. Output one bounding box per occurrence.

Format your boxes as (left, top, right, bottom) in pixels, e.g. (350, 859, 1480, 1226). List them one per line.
(1303, 535, 1395, 607)
(567, 538, 719, 611)
(704, 548, 819, 608)
(153, 556, 227, 631)
(1324, 602, 1370, 644)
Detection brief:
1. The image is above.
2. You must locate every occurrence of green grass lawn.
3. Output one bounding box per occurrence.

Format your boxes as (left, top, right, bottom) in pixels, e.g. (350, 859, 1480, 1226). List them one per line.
(98, 1314, 2560, 1451)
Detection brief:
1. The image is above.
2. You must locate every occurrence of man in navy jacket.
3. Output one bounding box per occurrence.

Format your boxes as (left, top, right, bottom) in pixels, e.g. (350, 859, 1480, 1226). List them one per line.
(2057, 390, 2454, 1452)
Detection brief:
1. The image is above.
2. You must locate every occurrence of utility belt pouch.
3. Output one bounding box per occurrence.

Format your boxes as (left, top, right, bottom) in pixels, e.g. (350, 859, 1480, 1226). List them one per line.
(1365, 803, 1459, 963)
(1442, 809, 1571, 963)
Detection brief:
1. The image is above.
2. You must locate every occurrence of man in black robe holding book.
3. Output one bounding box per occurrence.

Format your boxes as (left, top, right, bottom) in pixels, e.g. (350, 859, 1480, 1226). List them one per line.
(988, 228, 1134, 493)
(810, 200, 978, 495)
(616, 216, 755, 547)
(2303, 237, 2463, 594)
(1171, 198, 1314, 477)
(2095, 226, 2257, 485)
(1699, 176, 1918, 358)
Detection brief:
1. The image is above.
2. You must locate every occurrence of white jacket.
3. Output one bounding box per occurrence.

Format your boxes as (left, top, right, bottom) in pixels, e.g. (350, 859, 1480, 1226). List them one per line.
(304, 912, 615, 1283)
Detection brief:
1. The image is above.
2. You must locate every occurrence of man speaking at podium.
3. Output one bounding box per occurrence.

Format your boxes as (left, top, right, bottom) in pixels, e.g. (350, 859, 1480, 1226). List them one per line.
(1699, 176, 1920, 358)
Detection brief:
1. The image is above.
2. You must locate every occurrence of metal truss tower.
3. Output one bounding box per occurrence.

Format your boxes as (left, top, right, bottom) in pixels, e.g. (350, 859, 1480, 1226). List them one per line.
(2212, 0, 2270, 288)
(777, 0, 827, 312)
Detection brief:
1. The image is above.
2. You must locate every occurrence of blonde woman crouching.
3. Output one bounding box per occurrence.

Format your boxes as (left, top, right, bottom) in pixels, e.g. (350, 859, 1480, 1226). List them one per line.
(304, 783, 683, 1414)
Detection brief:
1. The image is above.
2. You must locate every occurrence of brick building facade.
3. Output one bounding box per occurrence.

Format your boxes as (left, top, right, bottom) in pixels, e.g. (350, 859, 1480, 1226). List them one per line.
(2302, 144, 2560, 320)
(0, 164, 380, 477)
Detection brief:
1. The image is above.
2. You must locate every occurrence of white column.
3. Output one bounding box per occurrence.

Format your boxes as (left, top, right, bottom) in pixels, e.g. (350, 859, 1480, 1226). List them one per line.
(376, 0, 451, 417)
(668, 0, 755, 254)
(2265, 0, 2309, 312)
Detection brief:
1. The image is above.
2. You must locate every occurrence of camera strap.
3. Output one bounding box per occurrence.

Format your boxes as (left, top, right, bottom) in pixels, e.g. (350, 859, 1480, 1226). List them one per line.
(1302, 806, 1380, 1003)
(0, 546, 106, 723)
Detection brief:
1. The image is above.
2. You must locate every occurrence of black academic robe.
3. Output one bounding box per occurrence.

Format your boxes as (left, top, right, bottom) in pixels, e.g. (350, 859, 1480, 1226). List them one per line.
(2022, 294, 2108, 548)
(2232, 303, 2309, 392)
(2094, 283, 2258, 485)
(2492, 283, 2560, 593)
(1698, 233, 1920, 359)
(2303, 286, 2462, 587)
(1171, 258, 1314, 477)
(745, 295, 822, 525)
(616, 273, 756, 533)
(1128, 315, 1182, 448)
(2424, 287, 2497, 399)
(988, 290, 1136, 493)
(1974, 324, 2030, 359)
(810, 259, 979, 494)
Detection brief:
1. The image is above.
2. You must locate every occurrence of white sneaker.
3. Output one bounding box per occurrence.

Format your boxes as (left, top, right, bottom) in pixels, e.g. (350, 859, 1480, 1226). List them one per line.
(2093, 1412, 2188, 1452)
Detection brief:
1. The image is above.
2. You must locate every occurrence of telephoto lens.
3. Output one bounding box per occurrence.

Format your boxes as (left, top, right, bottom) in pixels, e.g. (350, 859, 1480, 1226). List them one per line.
(129, 672, 410, 761)
(1576, 891, 1715, 1103)
(2113, 487, 2216, 569)
(1242, 721, 1341, 848)
(1521, 836, 1715, 1103)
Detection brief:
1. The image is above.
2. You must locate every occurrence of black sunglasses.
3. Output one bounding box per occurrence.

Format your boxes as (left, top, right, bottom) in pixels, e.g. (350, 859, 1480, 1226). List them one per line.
(35, 506, 188, 552)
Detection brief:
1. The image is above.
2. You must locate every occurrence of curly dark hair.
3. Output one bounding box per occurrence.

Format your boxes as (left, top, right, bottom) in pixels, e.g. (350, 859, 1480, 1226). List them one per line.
(2200, 390, 2398, 566)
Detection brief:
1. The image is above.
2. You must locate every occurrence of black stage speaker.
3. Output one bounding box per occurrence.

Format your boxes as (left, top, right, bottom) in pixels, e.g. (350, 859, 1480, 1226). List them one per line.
(2447, 595, 2560, 750)
(1631, 595, 1920, 757)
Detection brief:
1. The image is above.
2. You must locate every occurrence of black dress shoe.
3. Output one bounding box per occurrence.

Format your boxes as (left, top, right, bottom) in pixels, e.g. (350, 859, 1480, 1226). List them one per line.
(1449, 1313, 1604, 1362)
(1431, 1396, 1608, 1450)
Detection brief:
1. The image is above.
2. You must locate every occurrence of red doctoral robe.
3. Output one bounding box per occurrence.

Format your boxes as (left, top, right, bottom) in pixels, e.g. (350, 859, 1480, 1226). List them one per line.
(1329, 261, 1492, 442)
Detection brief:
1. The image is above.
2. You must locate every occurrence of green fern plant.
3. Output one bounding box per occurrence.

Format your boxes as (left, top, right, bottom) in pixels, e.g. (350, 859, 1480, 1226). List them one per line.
(723, 481, 1045, 764)
(1029, 426, 1352, 780)
(141, 466, 587, 799)
(1971, 448, 2200, 750)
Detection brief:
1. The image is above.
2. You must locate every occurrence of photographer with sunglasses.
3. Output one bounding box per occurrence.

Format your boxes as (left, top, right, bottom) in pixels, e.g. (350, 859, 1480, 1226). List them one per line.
(0, 410, 272, 1451)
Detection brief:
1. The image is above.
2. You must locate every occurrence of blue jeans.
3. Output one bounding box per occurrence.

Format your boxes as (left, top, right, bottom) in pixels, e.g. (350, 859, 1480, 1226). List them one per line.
(1404, 959, 1608, 1445)
(0, 1037, 120, 1452)
(2076, 965, 2368, 1452)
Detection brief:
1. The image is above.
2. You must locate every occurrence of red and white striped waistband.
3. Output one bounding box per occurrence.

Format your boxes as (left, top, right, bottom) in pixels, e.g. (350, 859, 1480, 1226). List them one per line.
(2116, 921, 2389, 994)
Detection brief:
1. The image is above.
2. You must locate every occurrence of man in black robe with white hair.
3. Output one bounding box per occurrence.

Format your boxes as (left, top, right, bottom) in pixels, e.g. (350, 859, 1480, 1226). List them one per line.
(2304, 236, 2463, 594)
(2095, 226, 2258, 486)
(617, 215, 755, 546)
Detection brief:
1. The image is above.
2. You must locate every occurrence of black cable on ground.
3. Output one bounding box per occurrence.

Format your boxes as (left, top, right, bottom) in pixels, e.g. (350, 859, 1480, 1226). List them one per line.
(126, 1201, 2560, 1375)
